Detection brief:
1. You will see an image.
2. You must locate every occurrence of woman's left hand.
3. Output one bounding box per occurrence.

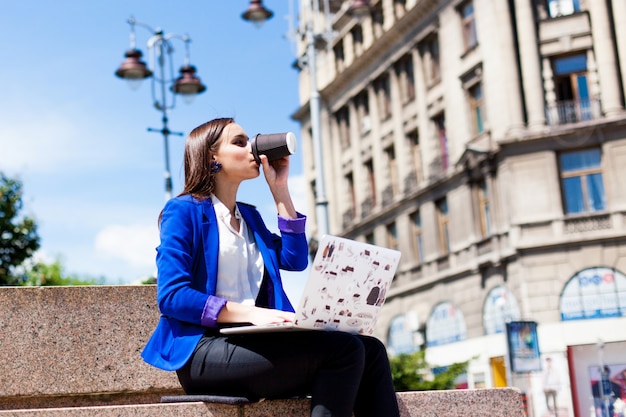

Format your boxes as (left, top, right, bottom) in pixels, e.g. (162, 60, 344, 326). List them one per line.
(259, 154, 297, 218)
(260, 154, 289, 190)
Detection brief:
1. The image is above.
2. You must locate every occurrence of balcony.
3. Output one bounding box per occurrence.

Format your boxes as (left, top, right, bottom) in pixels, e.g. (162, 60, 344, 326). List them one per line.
(545, 98, 602, 126)
(382, 185, 394, 207)
(342, 209, 356, 229)
(361, 196, 375, 218)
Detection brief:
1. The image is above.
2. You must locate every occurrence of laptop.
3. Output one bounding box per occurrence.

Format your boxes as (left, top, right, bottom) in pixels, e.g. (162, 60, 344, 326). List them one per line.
(220, 235, 401, 335)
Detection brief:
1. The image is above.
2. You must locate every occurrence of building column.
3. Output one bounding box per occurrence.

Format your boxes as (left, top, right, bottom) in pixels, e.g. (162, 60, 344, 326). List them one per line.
(493, 0, 526, 135)
(611, 0, 626, 104)
(388, 61, 409, 188)
(413, 44, 434, 183)
(542, 57, 556, 125)
(513, 0, 546, 129)
(348, 97, 368, 217)
(587, 0, 623, 116)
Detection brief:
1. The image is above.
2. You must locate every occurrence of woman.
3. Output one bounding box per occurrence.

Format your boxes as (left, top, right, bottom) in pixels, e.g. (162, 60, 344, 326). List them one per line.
(141, 117, 400, 417)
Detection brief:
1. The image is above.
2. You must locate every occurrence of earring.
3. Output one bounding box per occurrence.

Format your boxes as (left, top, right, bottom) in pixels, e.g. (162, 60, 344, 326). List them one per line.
(210, 161, 222, 173)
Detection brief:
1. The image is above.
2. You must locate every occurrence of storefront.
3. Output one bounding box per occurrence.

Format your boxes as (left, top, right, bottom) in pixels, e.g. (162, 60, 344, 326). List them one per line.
(387, 267, 626, 417)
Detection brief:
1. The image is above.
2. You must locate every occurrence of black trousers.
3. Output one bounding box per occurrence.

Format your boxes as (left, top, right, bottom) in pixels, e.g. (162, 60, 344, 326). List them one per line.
(176, 330, 400, 417)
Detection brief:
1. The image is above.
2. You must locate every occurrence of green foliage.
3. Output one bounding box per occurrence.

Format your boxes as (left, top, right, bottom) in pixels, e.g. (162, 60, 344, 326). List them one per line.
(0, 173, 40, 285)
(389, 349, 469, 392)
(24, 257, 104, 286)
(140, 276, 157, 285)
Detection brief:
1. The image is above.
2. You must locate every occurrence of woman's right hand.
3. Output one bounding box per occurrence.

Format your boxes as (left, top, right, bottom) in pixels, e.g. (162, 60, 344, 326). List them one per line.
(248, 306, 296, 325)
(217, 301, 295, 325)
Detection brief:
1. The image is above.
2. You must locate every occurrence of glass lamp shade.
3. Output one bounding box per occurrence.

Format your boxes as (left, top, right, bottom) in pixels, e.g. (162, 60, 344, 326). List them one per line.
(171, 65, 207, 97)
(115, 49, 153, 80)
(242, 0, 273, 27)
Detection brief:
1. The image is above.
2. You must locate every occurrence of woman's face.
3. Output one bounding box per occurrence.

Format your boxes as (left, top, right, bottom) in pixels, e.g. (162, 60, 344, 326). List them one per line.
(214, 123, 260, 182)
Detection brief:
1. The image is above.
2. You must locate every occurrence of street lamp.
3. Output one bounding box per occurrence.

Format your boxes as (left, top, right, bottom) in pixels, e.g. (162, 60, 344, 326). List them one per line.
(242, 0, 371, 239)
(115, 17, 206, 201)
(242, 0, 274, 27)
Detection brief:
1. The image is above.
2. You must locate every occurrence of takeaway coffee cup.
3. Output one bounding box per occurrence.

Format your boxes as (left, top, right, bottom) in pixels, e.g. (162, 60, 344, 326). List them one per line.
(251, 132, 297, 163)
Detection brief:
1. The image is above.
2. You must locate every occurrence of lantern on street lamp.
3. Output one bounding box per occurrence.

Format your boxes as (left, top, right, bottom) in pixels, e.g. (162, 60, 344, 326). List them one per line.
(115, 17, 206, 201)
(242, 0, 274, 27)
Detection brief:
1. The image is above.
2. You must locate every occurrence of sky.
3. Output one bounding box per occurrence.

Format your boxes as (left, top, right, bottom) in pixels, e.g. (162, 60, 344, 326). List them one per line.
(0, 1, 310, 301)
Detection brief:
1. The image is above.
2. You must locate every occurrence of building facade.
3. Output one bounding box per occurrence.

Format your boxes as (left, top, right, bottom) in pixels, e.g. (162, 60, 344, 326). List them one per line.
(292, 1, 626, 416)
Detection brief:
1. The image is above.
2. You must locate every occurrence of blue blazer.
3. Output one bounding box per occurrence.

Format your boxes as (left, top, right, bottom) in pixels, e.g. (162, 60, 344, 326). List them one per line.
(141, 195, 308, 371)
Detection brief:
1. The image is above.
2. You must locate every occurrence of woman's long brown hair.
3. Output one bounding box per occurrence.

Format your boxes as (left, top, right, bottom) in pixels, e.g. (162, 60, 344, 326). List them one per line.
(158, 117, 234, 225)
(180, 117, 234, 199)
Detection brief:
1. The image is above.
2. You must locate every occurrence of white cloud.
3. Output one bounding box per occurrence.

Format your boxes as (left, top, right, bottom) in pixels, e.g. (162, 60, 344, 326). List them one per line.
(94, 223, 159, 269)
(0, 98, 144, 178)
(0, 106, 80, 174)
(288, 173, 308, 213)
(258, 173, 307, 217)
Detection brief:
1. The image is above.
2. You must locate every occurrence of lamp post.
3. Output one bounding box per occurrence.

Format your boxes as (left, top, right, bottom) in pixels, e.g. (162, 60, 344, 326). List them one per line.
(241, 0, 370, 239)
(115, 17, 206, 201)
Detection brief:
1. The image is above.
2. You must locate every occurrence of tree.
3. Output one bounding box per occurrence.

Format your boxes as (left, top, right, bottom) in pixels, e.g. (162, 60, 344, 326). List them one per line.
(24, 257, 104, 286)
(389, 349, 469, 391)
(0, 173, 40, 286)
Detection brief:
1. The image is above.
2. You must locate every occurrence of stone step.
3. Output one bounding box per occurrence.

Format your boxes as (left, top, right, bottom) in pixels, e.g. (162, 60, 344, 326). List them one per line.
(0, 389, 526, 417)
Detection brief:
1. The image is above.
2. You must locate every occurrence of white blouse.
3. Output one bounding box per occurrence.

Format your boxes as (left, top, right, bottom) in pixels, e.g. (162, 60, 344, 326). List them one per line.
(211, 195, 264, 305)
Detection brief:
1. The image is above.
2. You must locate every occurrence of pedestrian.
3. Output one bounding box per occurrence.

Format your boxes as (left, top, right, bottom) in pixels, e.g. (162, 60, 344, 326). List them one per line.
(141, 117, 400, 417)
(542, 357, 561, 415)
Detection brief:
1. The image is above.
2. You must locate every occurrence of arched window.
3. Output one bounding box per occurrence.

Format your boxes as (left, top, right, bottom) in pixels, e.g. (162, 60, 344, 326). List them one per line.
(387, 312, 420, 356)
(483, 286, 521, 335)
(560, 267, 626, 320)
(426, 301, 467, 347)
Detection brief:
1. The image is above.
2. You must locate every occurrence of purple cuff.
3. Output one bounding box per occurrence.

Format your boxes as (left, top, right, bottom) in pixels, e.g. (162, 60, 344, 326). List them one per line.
(278, 212, 306, 234)
(201, 295, 228, 328)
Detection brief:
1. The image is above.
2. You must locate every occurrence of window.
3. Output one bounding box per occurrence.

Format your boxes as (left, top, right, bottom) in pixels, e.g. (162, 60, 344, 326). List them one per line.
(365, 232, 376, 246)
(551, 54, 592, 124)
(436, 197, 450, 254)
(375, 74, 392, 120)
(483, 286, 521, 335)
(468, 83, 484, 134)
(335, 106, 351, 150)
(433, 114, 448, 170)
(407, 129, 423, 185)
(560, 267, 626, 320)
(426, 301, 467, 347)
(386, 222, 399, 251)
(422, 34, 441, 85)
(410, 211, 424, 263)
(476, 179, 491, 237)
(334, 42, 345, 73)
(345, 172, 356, 217)
(365, 159, 377, 207)
(385, 145, 399, 197)
(559, 148, 606, 214)
(461, 2, 478, 51)
(352, 25, 364, 57)
(310, 179, 317, 203)
(355, 91, 370, 134)
(395, 54, 415, 104)
(547, 0, 581, 18)
(388, 314, 419, 355)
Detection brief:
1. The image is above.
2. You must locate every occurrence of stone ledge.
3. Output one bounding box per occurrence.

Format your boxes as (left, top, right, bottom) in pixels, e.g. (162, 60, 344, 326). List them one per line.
(0, 286, 526, 416)
(0, 286, 178, 400)
(0, 390, 184, 411)
(0, 389, 526, 417)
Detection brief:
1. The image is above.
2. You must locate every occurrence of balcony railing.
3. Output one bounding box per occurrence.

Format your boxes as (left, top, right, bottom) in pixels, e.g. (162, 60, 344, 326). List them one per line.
(545, 98, 602, 126)
(342, 209, 356, 229)
(381, 185, 394, 207)
(361, 197, 374, 218)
